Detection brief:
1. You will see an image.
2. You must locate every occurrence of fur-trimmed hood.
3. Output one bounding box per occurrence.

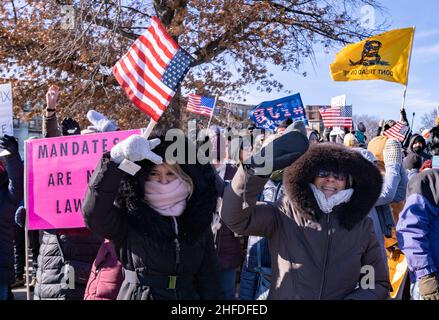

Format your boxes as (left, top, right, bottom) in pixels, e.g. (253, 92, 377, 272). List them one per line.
(114, 134, 218, 245)
(283, 143, 383, 230)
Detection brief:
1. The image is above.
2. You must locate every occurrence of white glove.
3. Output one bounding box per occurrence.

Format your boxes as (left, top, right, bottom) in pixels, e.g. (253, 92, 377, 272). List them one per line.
(87, 110, 118, 132)
(110, 135, 163, 165)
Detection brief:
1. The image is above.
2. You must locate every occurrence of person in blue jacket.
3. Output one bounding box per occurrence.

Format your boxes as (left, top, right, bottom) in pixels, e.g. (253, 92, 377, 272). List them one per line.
(397, 126, 439, 300)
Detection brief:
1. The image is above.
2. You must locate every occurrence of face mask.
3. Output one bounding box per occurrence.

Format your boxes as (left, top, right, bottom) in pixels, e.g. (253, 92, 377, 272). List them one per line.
(412, 146, 423, 154)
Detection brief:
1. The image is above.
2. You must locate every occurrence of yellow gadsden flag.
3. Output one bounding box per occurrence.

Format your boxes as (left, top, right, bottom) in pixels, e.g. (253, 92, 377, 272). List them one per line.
(330, 27, 414, 85)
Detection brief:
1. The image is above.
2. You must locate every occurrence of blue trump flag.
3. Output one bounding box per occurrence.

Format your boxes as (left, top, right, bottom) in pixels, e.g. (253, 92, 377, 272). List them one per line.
(249, 93, 307, 130)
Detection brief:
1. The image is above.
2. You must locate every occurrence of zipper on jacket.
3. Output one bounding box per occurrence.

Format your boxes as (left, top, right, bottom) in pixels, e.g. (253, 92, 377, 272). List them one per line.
(318, 213, 333, 299)
(174, 238, 181, 265)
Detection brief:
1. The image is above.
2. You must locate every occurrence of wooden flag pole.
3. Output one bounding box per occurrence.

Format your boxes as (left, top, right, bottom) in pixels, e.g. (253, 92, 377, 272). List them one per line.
(142, 119, 157, 139)
(206, 94, 219, 131)
(400, 26, 416, 112)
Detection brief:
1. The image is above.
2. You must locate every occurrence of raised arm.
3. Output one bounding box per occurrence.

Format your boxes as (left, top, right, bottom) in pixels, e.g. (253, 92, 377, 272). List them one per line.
(43, 85, 61, 138)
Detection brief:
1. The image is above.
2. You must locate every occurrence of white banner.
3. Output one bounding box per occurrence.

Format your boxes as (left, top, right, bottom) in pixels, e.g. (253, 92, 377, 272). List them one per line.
(0, 83, 14, 136)
(0, 83, 14, 156)
(330, 94, 346, 108)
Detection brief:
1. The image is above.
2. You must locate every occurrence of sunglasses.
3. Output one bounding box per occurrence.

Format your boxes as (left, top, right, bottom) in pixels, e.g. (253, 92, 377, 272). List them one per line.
(316, 170, 347, 181)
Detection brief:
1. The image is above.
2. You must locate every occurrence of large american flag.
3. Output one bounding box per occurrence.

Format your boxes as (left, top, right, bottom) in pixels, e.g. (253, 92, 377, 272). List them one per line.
(112, 17, 195, 121)
(383, 121, 410, 142)
(319, 105, 353, 128)
(186, 94, 216, 116)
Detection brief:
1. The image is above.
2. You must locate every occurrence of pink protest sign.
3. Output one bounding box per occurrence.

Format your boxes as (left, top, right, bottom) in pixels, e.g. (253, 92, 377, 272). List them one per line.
(26, 129, 141, 230)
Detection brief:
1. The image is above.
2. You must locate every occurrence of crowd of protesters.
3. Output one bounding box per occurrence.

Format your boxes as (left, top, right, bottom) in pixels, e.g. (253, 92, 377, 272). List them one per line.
(1, 85, 439, 300)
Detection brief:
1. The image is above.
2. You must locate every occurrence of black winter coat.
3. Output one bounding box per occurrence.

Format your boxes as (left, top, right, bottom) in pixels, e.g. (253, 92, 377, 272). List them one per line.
(0, 154, 23, 285)
(83, 153, 223, 300)
(34, 231, 102, 300)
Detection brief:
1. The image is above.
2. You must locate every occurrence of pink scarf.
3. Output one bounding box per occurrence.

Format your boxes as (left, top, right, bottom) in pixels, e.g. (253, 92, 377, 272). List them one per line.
(144, 178, 190, 217)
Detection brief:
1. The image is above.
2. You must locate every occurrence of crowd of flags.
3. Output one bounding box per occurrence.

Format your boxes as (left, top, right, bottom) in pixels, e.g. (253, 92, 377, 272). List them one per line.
(111, 16, 415, 137)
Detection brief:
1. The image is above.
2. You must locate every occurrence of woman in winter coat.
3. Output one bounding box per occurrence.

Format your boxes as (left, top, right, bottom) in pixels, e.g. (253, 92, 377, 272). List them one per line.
(0, 136, 23, 300)
(82, 133, 223, 300)
(221, 130, 391, 299)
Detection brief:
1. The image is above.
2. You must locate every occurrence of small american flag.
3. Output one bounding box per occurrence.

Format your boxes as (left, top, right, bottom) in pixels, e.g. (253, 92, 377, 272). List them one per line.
(383, 121, 410, 142)
(319, 105, 353, 128)
(186, 94, 216, 116)
(112, 17, 194, 121)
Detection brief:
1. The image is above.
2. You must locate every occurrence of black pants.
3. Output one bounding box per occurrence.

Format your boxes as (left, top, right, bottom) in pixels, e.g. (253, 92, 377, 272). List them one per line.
(29, 231, 40, 277)
(13, 225, 25, 280)
(14, 227, 40, 279)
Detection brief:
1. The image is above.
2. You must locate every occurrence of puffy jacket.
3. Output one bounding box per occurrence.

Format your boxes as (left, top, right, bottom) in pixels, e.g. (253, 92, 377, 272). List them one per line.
(84, 239, 123, 300)
(82, 148, 223, 300)
(34, 231, 102, 300)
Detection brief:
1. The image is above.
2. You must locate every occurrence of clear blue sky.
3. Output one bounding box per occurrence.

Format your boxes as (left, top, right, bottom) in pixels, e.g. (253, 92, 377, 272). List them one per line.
(242, 0, 439, 131)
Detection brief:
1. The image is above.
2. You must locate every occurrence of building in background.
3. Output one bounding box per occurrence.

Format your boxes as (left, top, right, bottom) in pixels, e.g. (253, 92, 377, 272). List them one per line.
(13, 102, 42, 158)
(305, 105, 325, 133)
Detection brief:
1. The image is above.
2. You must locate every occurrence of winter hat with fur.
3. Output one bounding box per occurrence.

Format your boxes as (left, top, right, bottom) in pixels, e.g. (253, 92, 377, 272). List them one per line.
(383, 139, 402, 164)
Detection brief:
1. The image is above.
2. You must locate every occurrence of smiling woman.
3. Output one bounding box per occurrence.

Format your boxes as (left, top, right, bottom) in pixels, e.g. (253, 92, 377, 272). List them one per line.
(221, 141, 391, 300)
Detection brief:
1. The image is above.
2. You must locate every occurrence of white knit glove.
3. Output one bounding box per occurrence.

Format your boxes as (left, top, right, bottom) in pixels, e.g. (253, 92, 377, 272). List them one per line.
(110, 135, 163, 164)
(87, 110, 118, 132)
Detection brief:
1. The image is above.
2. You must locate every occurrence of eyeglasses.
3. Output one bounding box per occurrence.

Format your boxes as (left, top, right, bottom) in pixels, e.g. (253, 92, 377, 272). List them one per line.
(316, 170, 347, 181)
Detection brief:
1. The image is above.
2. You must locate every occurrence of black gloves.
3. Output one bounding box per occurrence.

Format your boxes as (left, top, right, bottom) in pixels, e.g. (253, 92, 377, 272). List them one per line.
(61, 117, 81, 136)
(400, 107, 409, 125)
(0, 134, 19, 155)
(245, 130, 309, 176)
(419, 273, 439, 300)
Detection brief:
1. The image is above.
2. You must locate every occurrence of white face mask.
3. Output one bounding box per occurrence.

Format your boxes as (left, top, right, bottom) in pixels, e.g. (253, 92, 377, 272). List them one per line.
(309, 184, 354, 214)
